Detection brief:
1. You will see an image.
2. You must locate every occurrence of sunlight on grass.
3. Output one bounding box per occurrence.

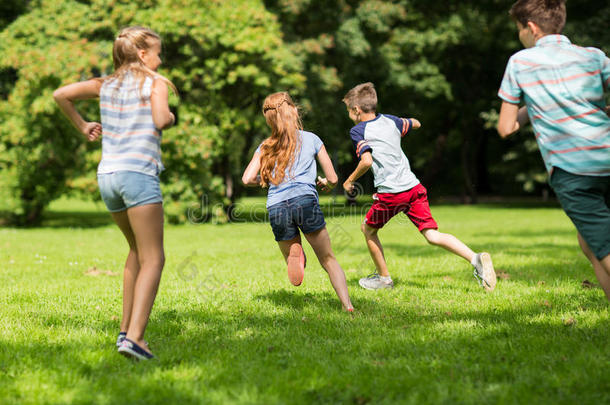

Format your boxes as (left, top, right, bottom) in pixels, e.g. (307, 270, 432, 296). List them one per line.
(0, 198, 608, 404)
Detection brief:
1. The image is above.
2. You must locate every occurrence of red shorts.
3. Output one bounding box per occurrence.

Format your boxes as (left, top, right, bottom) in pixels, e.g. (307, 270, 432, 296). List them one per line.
(364, 184, 438, 231)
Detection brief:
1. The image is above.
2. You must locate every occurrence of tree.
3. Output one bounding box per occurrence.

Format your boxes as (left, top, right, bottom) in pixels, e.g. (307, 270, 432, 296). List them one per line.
(263, 0, 610, 201)
(0, 0, 304, 224)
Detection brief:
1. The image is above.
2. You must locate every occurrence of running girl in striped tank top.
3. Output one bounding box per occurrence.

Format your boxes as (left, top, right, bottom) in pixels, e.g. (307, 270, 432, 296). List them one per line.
(53, 26, 176, 360)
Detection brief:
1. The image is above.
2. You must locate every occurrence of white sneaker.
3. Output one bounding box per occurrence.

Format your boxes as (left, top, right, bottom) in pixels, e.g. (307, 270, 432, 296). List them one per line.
(473, 252, 496, 291)
(359, 273, 394, 290)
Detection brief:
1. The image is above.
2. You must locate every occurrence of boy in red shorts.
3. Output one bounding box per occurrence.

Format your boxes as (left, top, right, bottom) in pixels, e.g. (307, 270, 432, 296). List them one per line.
(342, 82, 497, 290)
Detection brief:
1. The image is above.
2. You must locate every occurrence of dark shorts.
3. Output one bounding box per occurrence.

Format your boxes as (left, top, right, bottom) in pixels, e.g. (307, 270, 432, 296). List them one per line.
(550, 167, 610, 260)
(268, 194, 326, 241)
(364, 183, 438, 231)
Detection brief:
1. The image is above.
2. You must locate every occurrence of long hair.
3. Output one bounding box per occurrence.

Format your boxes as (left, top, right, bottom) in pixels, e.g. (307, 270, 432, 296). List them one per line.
(259, 92, 303, 187)
(102, 26, 176, 95)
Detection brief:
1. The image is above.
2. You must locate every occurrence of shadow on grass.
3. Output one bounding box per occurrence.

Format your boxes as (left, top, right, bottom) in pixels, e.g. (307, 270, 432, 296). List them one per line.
(254, 289, 352, 311)
(3, 285, 607, 404)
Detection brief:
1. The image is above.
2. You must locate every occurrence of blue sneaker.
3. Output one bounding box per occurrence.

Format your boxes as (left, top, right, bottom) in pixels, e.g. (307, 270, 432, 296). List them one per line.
(118, 338, 155, 361)
(116, 332, 126, 348)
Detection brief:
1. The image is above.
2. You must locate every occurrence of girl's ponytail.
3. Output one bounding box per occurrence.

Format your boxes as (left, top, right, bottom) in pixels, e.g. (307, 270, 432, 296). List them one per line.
(259, 92, 302, 187)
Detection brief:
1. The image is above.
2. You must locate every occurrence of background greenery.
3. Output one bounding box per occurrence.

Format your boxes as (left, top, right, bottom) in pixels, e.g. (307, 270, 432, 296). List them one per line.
(1, 197, 609, 404)
(0, 0, 609, 224)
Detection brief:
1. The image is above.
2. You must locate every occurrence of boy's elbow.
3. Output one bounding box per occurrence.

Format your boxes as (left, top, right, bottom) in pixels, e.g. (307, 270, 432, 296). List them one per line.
(360, 153, 373, 168)
(497, 124, 513, 138)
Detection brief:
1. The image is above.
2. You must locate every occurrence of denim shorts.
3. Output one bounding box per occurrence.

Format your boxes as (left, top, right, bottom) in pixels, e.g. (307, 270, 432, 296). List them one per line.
(268, 194, 326, 241)
(550, 167, 610, 260)
(97, 171, 163, 213)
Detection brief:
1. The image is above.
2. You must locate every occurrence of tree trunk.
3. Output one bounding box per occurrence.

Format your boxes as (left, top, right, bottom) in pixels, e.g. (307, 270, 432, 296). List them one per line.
(460, 133, 477, 204)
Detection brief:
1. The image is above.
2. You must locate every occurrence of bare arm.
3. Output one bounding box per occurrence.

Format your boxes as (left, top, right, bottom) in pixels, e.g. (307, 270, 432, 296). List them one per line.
(151, 78, 175, 130)
(343, 151, 373, 193)
(409, 118, 421, 130)
(497, 102, 529, 138)
(315, 145, 337, 192)
(242, 150, 261, 187)
(53, 79, 102, 141)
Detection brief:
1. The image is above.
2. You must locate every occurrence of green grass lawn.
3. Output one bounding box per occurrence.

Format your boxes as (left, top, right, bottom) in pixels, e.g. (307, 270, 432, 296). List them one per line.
(1, 197, 608, 404)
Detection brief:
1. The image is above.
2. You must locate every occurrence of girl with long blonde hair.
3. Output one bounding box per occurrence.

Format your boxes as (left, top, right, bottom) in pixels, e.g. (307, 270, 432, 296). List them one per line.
(242, 92, 354, 311)
(54, 26, 176, 360)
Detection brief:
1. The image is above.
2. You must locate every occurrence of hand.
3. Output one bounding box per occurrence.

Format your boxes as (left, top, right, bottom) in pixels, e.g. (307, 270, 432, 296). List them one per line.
(343, 179, 354, 194)
(82, 122, 102, 141)
(317, 176, 333, 192)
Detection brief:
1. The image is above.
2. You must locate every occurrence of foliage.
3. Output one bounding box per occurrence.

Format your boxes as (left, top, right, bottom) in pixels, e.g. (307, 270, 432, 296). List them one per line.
(0, 0, 304, 224)
(265, 0, 610, 200)
(264, 0, 514, 200)
(0, 0, 30, 31)
(0, 1, 609, 224)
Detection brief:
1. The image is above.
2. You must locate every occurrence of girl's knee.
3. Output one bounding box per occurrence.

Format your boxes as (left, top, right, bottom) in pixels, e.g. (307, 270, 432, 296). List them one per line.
(139, 252, 165, 269)
(318, 252, 336, 268)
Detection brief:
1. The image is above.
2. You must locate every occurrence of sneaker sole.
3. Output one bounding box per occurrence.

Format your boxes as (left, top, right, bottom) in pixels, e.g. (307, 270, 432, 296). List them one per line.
(287, 244, 305, 286)
(117, 345, 153, 361)
(479, 252, 496, 291)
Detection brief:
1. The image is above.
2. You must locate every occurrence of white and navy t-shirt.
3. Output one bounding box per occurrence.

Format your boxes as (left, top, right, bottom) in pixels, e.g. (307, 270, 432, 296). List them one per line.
(98, 72, 164, 177)
(350, 114, 419, 193)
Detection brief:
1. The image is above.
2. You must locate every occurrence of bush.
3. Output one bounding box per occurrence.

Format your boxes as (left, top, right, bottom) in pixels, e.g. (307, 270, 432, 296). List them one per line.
(0, 0, 304, 224)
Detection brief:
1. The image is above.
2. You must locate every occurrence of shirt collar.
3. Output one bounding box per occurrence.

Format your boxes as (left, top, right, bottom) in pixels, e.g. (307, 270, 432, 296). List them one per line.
(536, 34, 571, 47)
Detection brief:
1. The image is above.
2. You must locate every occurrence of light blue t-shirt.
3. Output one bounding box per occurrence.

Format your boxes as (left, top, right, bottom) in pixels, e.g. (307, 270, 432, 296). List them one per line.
(257, 130, 324, 208)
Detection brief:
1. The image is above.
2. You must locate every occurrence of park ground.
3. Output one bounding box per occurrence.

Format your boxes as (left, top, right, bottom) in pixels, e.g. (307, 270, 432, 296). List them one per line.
(0, 197, 609, 404)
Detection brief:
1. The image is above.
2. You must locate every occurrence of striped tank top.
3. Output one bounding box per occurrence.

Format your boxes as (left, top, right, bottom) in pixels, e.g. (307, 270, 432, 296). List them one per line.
(98, 72, 164, 176)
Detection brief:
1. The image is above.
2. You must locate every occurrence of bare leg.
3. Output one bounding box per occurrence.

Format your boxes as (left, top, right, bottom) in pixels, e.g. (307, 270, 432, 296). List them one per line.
(110, 211, 140, 333)
(577, 233, 610, 301)
(421, 228, 475, 263)
(278, 234, 305, 286)
(277, 234, 302, 262)
(125, 203, 165, 351)
(303, 227, 353, 311)
(361, 223, 390, 277)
